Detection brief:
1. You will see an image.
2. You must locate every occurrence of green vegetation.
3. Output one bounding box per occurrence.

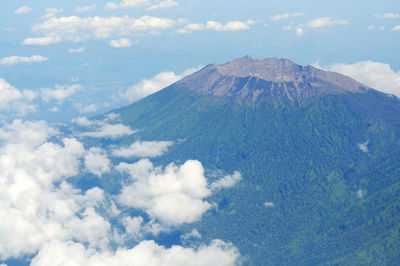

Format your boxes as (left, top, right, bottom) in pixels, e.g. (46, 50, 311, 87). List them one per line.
(111, 84, 400, 265)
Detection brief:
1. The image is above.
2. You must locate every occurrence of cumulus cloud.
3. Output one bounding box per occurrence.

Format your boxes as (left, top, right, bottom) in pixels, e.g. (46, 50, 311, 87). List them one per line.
(373, 13, 400, 19)
(306, 17, 349, 28)
(270, 12, 303, 21)
(112, 141, 173, 158)
(76, 5, 97, 12)
(84, 148, 111, 176)
(121, 216, 144, 240)
(41, 84, 82, 103)
(0, 55, 48, 65)
(324, 61, 400, 97)
(210, 171, 242, 191)
(122, 68, 198, 102)
(24, 15, 176, 45)
(80, 124, 136, 139)
(147, 0, 179, 11)
(0, 120, 116, 259)
(0, 119, 242, 264)
(14, 6, 32, 14)
(0, 79, 36, 116)
(358, 140, 369, 153)
(110, 38, 133, 48)
(117, 159, 212, 226)
(177, 19, 256, 34)
(31, 239, 240, 266)
(106, 0, 149, 9)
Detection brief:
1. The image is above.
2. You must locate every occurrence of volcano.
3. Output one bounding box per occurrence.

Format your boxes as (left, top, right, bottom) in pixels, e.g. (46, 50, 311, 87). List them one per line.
(110, 56, 400, 265)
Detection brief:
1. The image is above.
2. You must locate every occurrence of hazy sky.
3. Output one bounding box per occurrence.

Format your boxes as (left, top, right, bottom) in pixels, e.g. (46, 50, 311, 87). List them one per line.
(1, 0, 399, 121)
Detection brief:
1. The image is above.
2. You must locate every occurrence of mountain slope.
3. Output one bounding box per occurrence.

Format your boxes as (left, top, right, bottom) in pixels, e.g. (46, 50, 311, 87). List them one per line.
(111, 57, 400, 265)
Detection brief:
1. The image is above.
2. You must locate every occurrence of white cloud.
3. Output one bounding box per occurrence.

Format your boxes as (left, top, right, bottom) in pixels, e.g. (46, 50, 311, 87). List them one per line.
(123, 68, 197, 102)
(23, 36, 62, 45)
(358, 140, 369, 153)
(0, 119, 242, 264)
(106, 0, 149, 9)
(74, 103, 99, 113)
(24, 15, 176, 45)
(42, 8, 63, 19)
(0, 120, 115, 259)
(84, 148, 111, 176)
(112, 141, 173, 158)
(41, 84, 82, 103)
(72, 117, 95, 126)
(270, 13, 303, 21)
(326, 61, 400, 97)
(45, 8, 63, 14)
(110, 38, 133, 48)
(31, 239, 240, 266)
(117, 159, 212, 226)
(392, 25, 400, 31)
(210, 172, 242, 191)
(368, 25, 376, 30)
(14, 6, 32, 14)
(0, 55, 48, 65)
(374, 13, 400, 19)
(147, 0, 179, 11)
(80, 124, 136, 139)
(264, 201, 275, 207)
(177, 19, 255, 34)
(122, 216, 144, 240)
(306, 17, 349, 28)
(68, 47, 85, 53)
(82, 104, 99, 113)
(76, 5, 97, 12)
(0, 79, 26, 106)
(296, 27, 304, 37)
(0, 79, 36, 115)
(181, 229, 201, 241)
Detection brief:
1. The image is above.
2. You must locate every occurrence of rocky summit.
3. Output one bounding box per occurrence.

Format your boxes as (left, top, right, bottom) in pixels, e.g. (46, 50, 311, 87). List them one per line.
(177, 56, 369, 101)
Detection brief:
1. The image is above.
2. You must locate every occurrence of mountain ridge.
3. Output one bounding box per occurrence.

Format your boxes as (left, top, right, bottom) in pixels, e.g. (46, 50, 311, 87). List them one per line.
(177, 56, 370, 101)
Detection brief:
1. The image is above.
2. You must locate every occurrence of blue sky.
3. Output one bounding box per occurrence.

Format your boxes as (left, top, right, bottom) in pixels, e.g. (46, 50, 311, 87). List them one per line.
(0, 0, 399, 122)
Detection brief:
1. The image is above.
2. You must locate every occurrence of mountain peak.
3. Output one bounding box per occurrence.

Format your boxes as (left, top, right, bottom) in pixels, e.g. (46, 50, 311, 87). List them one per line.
(216, 56, 299, 82)
(177, 56, 369, 101)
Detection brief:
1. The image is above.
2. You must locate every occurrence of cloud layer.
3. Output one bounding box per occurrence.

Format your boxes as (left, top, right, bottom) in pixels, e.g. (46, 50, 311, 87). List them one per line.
(0, 119, 241, 265)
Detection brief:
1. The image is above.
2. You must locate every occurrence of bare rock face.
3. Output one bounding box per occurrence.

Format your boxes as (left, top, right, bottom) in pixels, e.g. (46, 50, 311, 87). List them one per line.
(177, 56, 369, 101)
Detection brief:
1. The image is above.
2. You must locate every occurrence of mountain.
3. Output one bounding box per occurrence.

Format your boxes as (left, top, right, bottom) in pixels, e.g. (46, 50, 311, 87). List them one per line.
(108, 56, 400, 265)
(177, 56, 366, 100)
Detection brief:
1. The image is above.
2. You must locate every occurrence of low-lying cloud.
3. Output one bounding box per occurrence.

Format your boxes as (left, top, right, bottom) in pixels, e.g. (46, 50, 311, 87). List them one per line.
(112, 141, 174, 158)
